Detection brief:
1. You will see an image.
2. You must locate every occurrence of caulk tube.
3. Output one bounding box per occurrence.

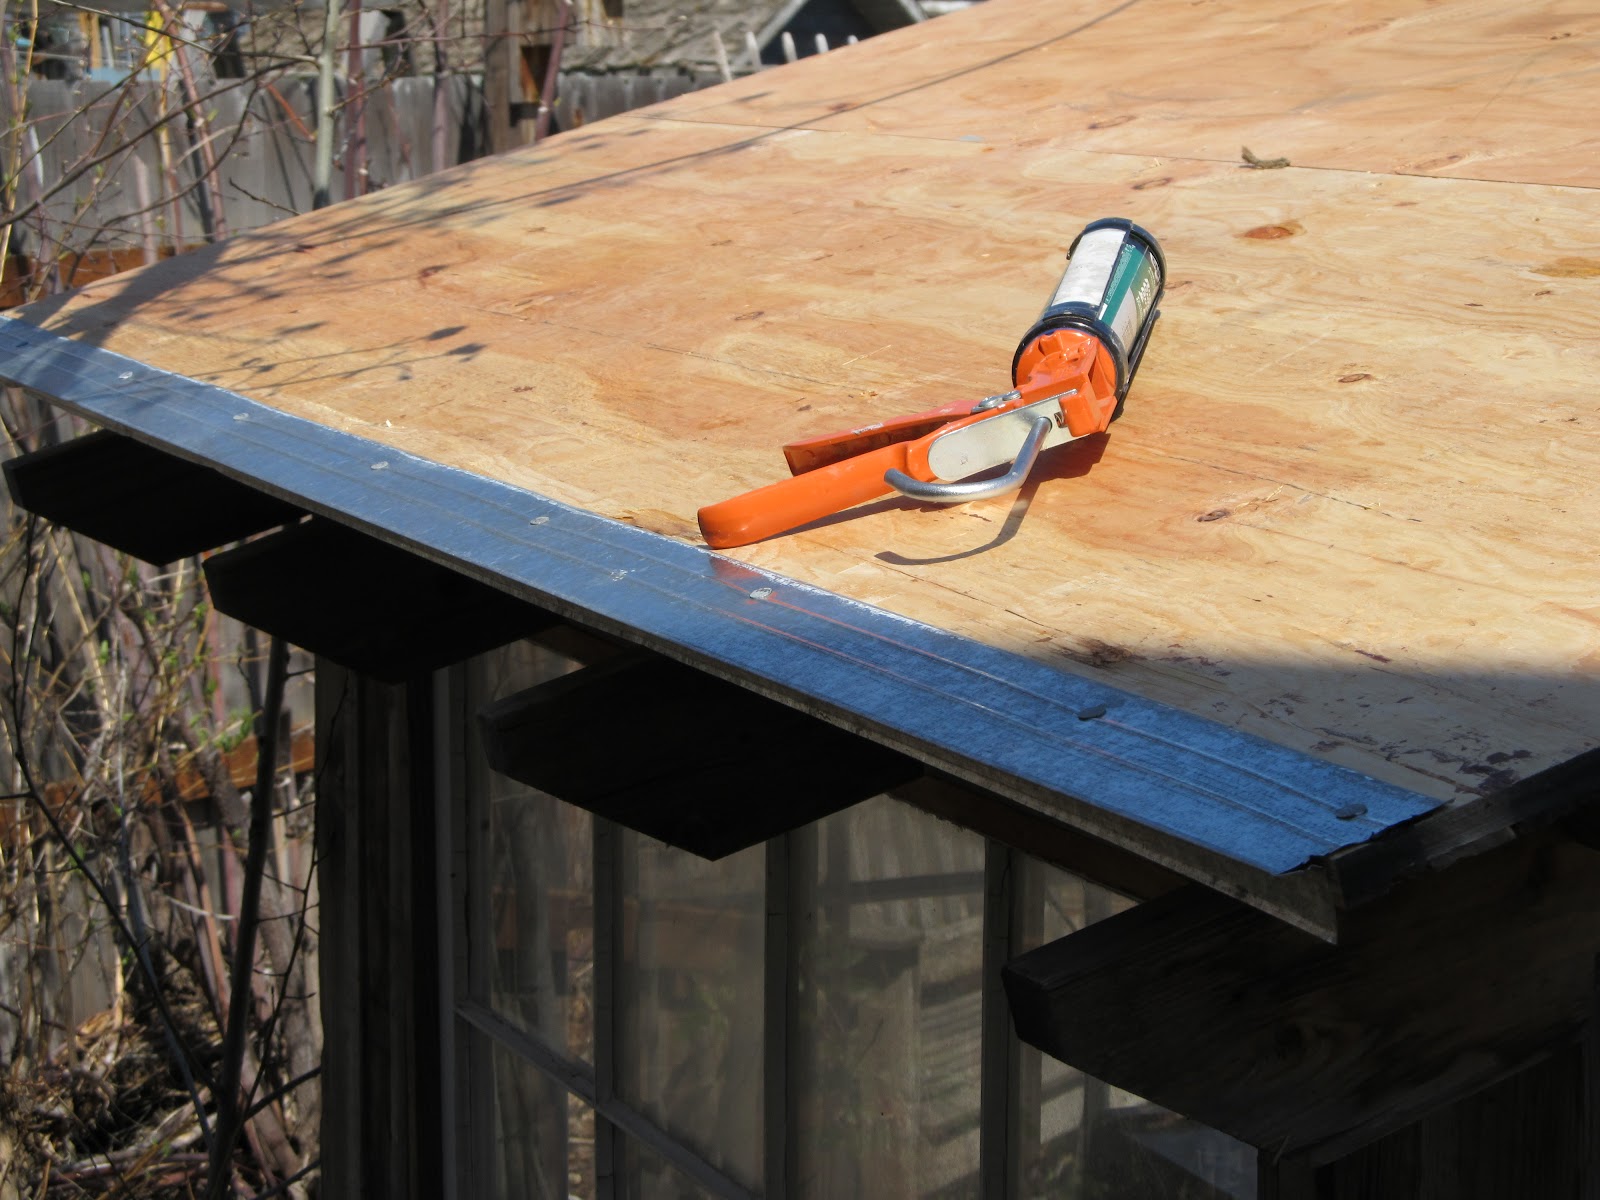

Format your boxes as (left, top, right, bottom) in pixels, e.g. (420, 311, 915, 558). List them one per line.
(1011, 217, 1166, 402)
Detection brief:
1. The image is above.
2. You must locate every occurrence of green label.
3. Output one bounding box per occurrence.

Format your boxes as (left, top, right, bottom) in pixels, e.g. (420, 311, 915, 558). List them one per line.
(1100, 244, 1160, 351)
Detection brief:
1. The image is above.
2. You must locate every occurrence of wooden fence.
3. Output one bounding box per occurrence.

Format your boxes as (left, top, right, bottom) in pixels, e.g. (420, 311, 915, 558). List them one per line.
(3, 74, 485, 265)
(2, 63, 733, 289)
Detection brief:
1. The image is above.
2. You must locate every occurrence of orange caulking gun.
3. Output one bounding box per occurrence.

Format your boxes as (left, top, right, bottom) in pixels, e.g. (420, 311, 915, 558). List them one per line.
(697, 218, 1165, 550)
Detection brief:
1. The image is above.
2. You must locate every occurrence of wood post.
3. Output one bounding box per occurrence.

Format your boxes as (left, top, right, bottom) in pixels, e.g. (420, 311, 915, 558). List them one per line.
(486, 0, 566, 152)
(316, 660, 444, 1198)
(1257, 1155, 1318, 1200)
(1297, 1043, 1588, 1199)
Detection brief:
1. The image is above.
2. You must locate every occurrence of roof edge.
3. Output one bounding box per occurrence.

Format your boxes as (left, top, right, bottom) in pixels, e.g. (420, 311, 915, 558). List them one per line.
(0, 314, 1443, 937)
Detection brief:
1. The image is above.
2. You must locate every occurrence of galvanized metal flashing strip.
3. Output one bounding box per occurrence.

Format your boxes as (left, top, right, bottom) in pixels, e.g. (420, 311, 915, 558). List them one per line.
(0, 316, 1440, 883)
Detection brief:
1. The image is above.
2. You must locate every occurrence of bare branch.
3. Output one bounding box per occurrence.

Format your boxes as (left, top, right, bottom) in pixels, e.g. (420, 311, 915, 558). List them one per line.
(3, 61, 309, 235)
(1, 512, 216, 1146)
(204, 634, 288, 1199)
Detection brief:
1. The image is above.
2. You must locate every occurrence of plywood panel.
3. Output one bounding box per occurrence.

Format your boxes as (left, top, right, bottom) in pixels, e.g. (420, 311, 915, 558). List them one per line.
(12, 0, 1600, 812)
(654, 0, 1600, 189)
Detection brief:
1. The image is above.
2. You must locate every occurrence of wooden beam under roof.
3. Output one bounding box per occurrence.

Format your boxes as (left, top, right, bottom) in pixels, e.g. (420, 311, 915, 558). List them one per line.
(203, 518, 559, 682)
(3, 429, 303, 564)
(1003, 823, 1600, 1164)
(478, 653, 923, 858)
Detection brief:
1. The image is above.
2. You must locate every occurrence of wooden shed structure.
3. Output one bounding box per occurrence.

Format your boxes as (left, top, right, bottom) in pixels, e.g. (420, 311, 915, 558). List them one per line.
(4, 0, 1600, 1195)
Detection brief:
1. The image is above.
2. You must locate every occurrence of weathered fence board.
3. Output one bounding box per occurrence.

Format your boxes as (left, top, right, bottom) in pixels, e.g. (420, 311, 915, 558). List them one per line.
(3, 75, 489, 255)
(2, 66, 728, 261)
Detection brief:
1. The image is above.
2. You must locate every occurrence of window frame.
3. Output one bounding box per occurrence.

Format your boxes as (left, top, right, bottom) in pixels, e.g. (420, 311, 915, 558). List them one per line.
(433, 645, 1231, 1200)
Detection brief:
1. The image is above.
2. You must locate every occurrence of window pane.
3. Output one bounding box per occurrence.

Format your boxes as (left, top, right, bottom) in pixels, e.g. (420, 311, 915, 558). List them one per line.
(1018, 858, 1255, 1199)
(488, 783, 594, 1058)
(797, 796, 986, 1199)
(488, 1039, 587, 1200)
(1075, 1098, 1257, 1199)
(471, 642, 595, 1060)
(622, 1132, 718, 1200)
(618, 832, 764, 1192)
(569, 1093, 597, 1199)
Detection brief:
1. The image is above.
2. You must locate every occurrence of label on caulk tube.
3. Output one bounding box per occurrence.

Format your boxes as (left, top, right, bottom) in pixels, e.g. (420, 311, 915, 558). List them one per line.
(1100, 240, 1161, 351)
(1050, 227, 1127, 311)
(1047, 226, 1162, 353)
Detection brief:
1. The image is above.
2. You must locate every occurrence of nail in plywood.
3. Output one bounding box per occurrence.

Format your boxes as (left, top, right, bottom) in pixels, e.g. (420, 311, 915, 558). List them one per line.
(7, 0, 1600, 846)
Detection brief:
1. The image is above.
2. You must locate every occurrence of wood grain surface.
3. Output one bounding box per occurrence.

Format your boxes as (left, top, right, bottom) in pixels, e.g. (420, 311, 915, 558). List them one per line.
(1006, 830, 1600, 1159)
(14, 0, 1600, 809)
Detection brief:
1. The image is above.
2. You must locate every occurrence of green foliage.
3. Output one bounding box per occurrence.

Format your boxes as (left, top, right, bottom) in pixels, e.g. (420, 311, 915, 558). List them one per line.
(216, 706, 256, 752)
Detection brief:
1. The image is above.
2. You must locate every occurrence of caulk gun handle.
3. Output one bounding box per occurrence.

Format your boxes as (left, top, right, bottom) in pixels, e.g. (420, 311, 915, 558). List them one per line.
(698, 442, 910, 549)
